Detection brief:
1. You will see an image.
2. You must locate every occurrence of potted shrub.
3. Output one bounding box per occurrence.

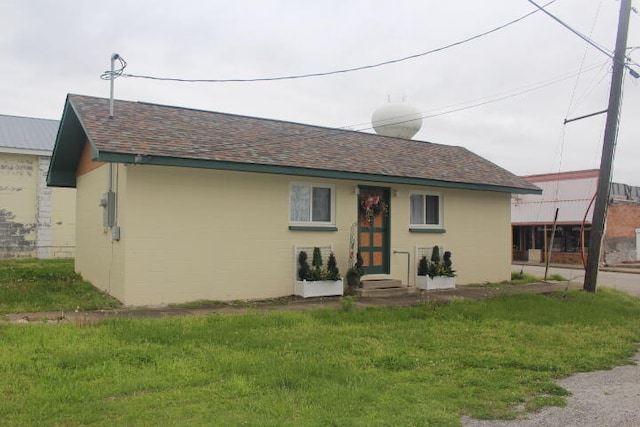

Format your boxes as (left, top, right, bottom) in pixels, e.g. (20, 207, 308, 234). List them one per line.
(346, 252, 365, 289)
(416, 247, 456, 290)
(294, 248, 344, 298)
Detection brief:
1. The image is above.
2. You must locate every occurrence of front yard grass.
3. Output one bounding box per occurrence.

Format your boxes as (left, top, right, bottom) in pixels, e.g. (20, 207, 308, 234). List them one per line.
(1, 260, 638, 425)
(2, 283, 639, 426)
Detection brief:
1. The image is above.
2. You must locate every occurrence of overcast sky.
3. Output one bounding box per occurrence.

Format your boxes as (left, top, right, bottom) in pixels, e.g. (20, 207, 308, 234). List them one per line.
(2, 0, 639, 185)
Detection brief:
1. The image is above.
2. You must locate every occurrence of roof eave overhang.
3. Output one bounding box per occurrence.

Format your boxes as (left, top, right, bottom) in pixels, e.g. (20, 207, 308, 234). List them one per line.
(512, 221, 593, 226)
(47, 97, 89, 188)
(97, 151, 542, 195)
(0, 147, 52, 156)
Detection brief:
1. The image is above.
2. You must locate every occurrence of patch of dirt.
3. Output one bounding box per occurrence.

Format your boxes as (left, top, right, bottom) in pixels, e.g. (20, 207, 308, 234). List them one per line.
(2, 281, 579, 326)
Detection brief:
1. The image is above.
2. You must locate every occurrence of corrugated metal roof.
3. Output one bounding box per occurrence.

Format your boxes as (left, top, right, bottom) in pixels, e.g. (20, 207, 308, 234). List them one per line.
(511, 173, 598, 224)
(0, 114, 59, 152)
(611, 182, 640, 202)
(512, 198, 594, 224)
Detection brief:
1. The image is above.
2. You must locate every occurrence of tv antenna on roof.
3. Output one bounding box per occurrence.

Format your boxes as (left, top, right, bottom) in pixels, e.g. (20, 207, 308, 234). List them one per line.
(100, 53, 127, 119)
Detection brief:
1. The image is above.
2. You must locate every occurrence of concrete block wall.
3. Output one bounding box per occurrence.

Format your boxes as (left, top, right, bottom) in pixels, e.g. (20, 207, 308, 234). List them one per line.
(0, 153, 75, 258)
(36, 156, 53, 258)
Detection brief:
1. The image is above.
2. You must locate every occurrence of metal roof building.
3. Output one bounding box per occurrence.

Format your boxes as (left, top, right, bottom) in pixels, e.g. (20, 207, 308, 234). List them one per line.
(0, 114, 59, 154)
(0, 113, 73, 259)
(512, 170, 599, 225)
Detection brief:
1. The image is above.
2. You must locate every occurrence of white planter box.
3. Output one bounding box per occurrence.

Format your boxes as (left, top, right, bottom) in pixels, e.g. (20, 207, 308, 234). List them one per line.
(416, 275, 456, 290)
(294, 279, 344, 298)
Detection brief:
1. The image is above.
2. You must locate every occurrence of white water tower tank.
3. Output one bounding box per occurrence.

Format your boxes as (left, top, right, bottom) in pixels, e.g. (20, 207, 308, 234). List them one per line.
(372, 103, 423, 139)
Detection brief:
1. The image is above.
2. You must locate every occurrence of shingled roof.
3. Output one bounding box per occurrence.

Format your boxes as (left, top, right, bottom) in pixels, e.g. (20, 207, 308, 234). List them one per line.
(48, 94, 540, 194)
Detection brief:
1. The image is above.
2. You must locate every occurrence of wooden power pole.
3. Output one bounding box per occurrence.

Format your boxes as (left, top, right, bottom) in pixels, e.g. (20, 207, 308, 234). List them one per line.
(583, 0, 632, 292)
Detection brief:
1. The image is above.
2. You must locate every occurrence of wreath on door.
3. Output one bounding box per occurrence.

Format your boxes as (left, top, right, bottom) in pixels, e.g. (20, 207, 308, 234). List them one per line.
(360, 193, 389, 223)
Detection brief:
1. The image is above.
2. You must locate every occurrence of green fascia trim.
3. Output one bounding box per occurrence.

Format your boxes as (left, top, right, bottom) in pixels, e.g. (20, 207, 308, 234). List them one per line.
(47, 98, 95, 188)
(289, 226, 338, 232)
(47, 170, 77, 188)
(409, 228, 447, 234)
(96, 152, 542, 195)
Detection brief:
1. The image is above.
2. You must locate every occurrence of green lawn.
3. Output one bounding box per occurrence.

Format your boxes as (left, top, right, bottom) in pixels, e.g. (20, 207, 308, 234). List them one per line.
(1, 260, 638, 426)
(0, 259, 121, 314)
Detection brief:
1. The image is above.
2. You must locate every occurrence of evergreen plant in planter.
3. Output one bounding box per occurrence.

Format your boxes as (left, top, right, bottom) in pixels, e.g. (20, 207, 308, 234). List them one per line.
(416, 247, 456, 290)
(295, 248, 344, 298)
(346, 252, 365, 289)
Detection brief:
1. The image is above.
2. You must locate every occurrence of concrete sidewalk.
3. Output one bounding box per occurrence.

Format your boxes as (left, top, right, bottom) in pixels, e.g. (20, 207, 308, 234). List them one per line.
(515, 261, 640, 275)
(4, 281, 579, 325)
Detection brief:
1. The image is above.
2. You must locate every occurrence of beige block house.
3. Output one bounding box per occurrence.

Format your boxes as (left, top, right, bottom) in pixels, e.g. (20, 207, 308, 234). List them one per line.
(48, 94, 540, 306)
(0, 114, 75, 258)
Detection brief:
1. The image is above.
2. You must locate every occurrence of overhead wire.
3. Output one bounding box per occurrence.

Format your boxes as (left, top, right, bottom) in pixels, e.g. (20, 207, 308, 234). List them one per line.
(177, 61, 610, 152)
(543, 0, 607, 257)
(564, 0, 604, 119)
(97, 2, 632, 151)
(352, 62, 608, 133)
(527, 0, 639, 77)
(117, 1, 557, 83)
(100, 56, 128, 80)
(98, 58, 610, 152)
(527, 0, 614, 57)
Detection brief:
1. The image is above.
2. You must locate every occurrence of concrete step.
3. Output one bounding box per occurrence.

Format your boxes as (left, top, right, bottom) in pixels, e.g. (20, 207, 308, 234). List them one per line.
(361, 279, 403, 290)
(355, 286, 416, 298)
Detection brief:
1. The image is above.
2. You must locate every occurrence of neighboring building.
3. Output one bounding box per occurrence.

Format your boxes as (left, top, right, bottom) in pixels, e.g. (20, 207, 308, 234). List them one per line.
(512, 169, 640, 265)
(0, 114, 75, 258)
(48, 94, 540, 306)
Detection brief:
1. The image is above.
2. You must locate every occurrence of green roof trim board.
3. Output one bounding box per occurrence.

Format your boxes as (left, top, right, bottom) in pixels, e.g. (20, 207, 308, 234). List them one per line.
(48, 94, 542, 195)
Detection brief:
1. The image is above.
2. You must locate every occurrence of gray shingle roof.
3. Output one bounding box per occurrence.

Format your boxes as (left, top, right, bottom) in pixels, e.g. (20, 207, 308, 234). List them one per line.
(49, 94, 540, 194)
(0, 114, 59, 152)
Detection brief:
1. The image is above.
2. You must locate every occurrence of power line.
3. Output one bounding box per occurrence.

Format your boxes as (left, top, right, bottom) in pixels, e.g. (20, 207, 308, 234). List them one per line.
(527, 0, 614, 57)
(564, 0, 604, 119)
(195, 61, 608, 150)
(116, 1, 557, 84)
(351, 61, 608, 133)
(527, 0, 639, 77)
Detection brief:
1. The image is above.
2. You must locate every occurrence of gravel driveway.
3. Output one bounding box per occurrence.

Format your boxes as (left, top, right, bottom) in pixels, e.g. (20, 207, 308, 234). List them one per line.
(462, 351, 640, 427)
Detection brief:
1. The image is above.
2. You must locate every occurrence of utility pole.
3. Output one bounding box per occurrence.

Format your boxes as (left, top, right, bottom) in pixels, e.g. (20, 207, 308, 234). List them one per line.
(583, 0, 632, 292)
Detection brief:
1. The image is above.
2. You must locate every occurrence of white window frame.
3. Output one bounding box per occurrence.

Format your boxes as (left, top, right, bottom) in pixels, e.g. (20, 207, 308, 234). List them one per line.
(289, 182, 336, 227)
(409, 191, 443, 229)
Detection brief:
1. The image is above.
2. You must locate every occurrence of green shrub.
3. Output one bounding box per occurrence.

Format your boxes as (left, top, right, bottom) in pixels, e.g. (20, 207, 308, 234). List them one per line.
(417, 256, 429, 276)
(326, 252, 340, 281)
(297, 251, 312, 281)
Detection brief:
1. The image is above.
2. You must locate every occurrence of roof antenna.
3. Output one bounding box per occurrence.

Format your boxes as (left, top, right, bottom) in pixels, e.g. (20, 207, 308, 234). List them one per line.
(109, 53, 119, 119)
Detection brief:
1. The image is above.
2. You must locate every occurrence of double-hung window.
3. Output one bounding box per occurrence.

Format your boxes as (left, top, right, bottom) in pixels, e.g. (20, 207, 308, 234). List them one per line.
(409, 192, 442, 229)
(289, 183, 335, 228)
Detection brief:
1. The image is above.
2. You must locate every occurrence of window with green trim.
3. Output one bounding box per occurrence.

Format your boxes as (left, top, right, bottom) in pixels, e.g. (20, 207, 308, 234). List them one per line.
(409, 192, 442, 228)
(289, 183, 335, 226)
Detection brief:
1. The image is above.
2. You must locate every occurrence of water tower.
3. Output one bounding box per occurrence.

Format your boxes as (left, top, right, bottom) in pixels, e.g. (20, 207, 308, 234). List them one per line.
(372, 102, 422, 139)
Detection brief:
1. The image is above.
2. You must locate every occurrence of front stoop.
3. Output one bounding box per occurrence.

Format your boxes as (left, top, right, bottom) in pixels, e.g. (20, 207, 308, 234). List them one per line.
(361, 279, 403, 289)
(355, 279, 415, 298)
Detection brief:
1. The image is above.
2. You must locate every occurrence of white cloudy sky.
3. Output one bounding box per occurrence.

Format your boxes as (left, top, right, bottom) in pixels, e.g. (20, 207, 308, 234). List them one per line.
(2, 0, 639, 185)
